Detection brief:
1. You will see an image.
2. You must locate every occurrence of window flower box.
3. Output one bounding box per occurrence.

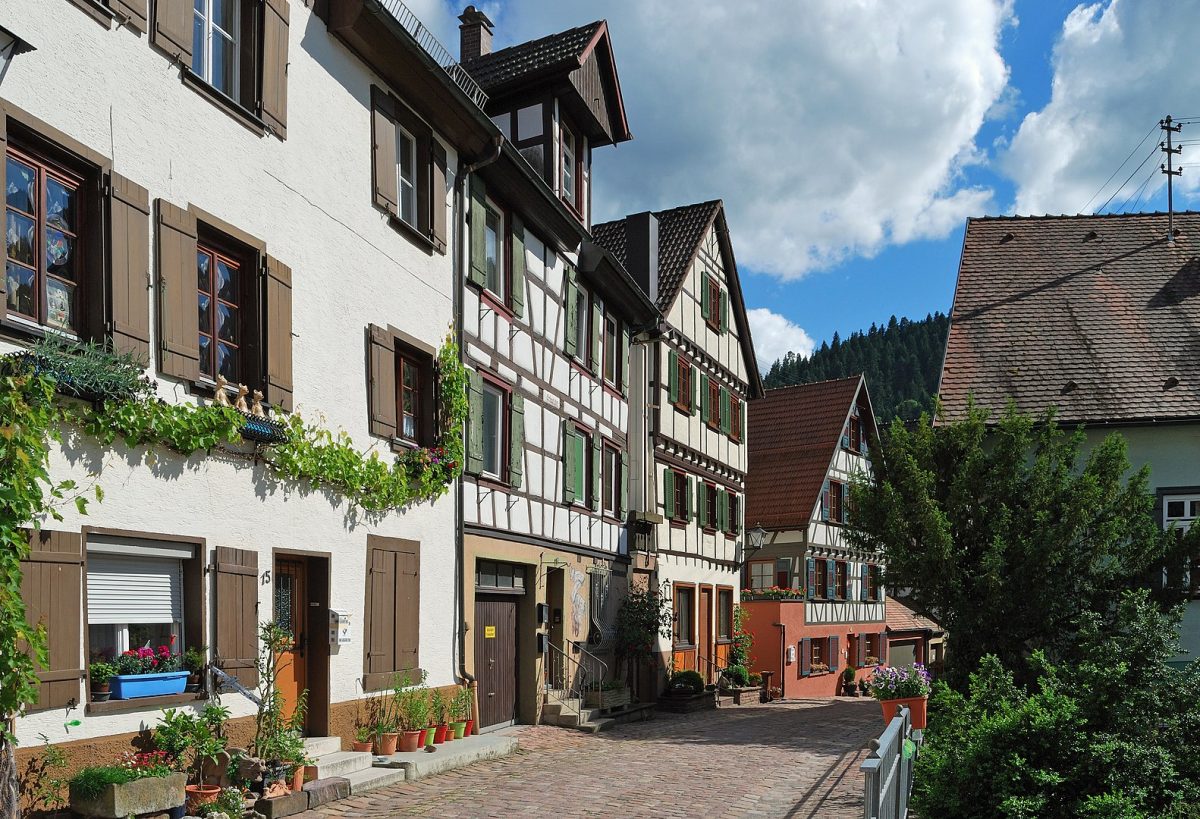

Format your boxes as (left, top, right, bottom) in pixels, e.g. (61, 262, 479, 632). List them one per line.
(584, 687, 631, 709)
(110, 670, 189, 700)
(69, 771, 186, 818)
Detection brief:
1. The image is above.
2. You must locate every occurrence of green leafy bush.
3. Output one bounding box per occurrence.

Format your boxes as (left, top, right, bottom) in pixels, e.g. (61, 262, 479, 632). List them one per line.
(669, 670, 705, 695)
(725, 665, 749, 687)
(69, 762, 169, 800)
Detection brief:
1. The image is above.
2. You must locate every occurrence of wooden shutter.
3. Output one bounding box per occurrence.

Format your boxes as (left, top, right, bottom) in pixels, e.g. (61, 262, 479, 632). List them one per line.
(685, 475, 695, 521)
(111, 0, 148, 32)
(857, 633, 867, 667)
(589, 434, 601, 513)
(363, 538, 421, 691)
(619, 451, 628, 517)
(688, 363, 697, 415)
(878, 632, 888, 664)
(800, 637, 811, 677)
(156, 200, 199, 381)
(430, 140, 448, 252)
(395, 546, 420, 677)
(367, 325, 397, 438)
(465, 370, 484, 474)
(510, 214, 526, 320)
(260, 0, 290, 138)
(719, 289, 728, 334)
(825, 559, 836, 600)
(697, 484, 708, 529)
(829, 636, 840, 672)
(265, 255, 293, 411)
(563, 265, 577, 356)
(700, 273, 711, 320)
(699, 373, 709, 421)
(820, 480, 830, 521)
(719, 489, 729, 533)
(720, 387, 731, 434)
(806, 558, 817, 600)
(468, 174, 487, 287)
(562, 426, 577, 504)
(509, 393, 524, 488)
(620, 328, 630, 394)
(20, 530, 83, 712)
(215, 546, 259, 688)
(589, 295, 602, 374)
(662, 468, 674, 519)
(371, 88, 398, 214)
(106, 172, 151, 359)
(860, 564, 870, 601)
(667, 350, 679, 404)
(152, 0, 192, 63)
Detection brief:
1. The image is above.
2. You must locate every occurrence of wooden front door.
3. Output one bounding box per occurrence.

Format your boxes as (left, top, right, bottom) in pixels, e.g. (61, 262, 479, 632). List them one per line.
(699, 586, 714, 682)
(475, 595, 518, 729)
(274, 558, 307, 726)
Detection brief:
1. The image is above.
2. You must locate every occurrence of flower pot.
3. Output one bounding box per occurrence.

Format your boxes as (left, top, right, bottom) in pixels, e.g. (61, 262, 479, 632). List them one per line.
(433, 724, 448, 744)
(878, 696, 928, 730)
(424, 727, 435, 747)
(377, 732, 400, 755)
(399, 730, 421, 753)
(91, 685, 111, 702)
(70, 771, 186, 818)
(464, 718, 474, 737)
(184, 783, 221, 814)
(289, 766, 304, 791)
(110, 670, 189, 700)
(351, 740, 373, 752)
(449, 721, 467, 739)
(416, 728, 428, 747)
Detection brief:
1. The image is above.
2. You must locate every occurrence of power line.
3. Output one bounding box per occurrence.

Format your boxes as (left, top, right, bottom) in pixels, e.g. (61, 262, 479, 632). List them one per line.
(1079, 123, 1159, 212)
(1095, 146, 1160, 213)
(1116, 166, 1157, 212)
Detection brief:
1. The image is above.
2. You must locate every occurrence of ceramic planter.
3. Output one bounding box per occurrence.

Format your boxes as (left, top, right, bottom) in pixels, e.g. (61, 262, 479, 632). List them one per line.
(433, 724, 448, 744)
(878, 696, 928, 730)
(289, 767, 304, 791)
(110, 670, 189, 700)
(70, 771, 186, 818)
(184, 783, 221, 814)
(399, 730, 421, 753)
(449, 720, 467, 739)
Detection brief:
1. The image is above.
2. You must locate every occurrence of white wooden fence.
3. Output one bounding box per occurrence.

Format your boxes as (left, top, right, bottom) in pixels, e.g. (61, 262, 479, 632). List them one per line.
(860, 705, 917, 819)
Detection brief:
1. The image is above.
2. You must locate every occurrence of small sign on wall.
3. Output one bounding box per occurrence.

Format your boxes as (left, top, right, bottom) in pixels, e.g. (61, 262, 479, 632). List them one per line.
(329, 609, 352, 645)
(484, 625, 496, 638)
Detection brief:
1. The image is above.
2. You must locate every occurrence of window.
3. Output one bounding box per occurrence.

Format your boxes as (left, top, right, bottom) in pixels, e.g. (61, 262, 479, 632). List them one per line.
(483, 205, 504, 298)
(849, 416, 863, 452)
(707, 378, 721, 428)
(5, 149, 84, 333)
(675, 356, 692, 412)
(748, 561, 772, 590)
(561, 123, 577, 208)
(706, 274, 721, 331)
(602, 442, 621, 517)
(867, 564, 881, 601)
(481, 381, 505, 479)
(717, 589, 733, 640)
(776, 559, 790, 589)
(397, 352, 423, 443)
(810, 638, 824, 666)
(603, 313, 618, 385)
(1164, 494, 1200, 597)
(815, 559, 829, 599)
(829, 480, 845, 523)
(666, 467, 688, 520)
(395, 124, 417, 226)
(727, 494, 740, 535)
(475, 559, 526, 591)
(835, 561, 848, 600)
(192, 0, 240, 98)
(196, 244, 242, 382)
(730, 397, 742, 442)
(674, 585, 694, 646)
(704, 483, 717, 531)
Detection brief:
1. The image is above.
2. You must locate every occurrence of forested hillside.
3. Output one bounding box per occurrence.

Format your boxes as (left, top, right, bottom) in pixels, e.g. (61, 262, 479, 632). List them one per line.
(763, 313, 950, 422)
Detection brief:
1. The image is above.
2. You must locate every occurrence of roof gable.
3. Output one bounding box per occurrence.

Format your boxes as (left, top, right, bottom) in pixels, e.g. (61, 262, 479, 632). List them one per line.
(940, 212, 1200, 424)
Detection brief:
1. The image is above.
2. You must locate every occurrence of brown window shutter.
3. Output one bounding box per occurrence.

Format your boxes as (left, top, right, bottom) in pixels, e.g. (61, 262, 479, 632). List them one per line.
(264, 255, 293, 411)
(395, 546, 420, 675)
(215, 546, 259, 689)
(156, 200, 200, 381)
(363, 546, 394, 691)
(430, 139, 448, 253)
(371, 87, 398, 215)
(19, 530, 84, 712)
(107, 172, 152, 360)
(152, 0, 192, 64)
(111, 0, 148, 32)
(259, 0, 289, 138)
(367, 324, 397, 438)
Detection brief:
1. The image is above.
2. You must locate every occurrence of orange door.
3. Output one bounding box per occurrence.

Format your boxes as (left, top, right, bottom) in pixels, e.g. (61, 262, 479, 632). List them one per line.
(274, 558, 307, 726)
(699, 587, 713, 682)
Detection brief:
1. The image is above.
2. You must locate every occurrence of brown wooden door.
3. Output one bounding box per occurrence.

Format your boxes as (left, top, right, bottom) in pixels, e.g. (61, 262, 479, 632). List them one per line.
(274, 558, 307, 726)
(475, 595, 518, 729)
(699, 587, 714, 682)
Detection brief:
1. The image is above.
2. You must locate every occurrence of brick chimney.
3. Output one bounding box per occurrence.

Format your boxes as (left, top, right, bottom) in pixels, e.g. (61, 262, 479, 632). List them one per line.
(625, 211, 659, 305)
(459, 6, 493, 62)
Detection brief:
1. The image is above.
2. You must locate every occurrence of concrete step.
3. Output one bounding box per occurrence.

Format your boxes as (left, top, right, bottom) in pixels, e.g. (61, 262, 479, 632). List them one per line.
(311, 750, 374, 779)
(345, 765, 407, 795)
(303, 736, 342, 757)
(577, 717, 616, 734)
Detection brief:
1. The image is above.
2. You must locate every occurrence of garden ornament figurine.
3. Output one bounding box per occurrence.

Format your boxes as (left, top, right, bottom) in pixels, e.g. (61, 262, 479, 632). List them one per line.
(251, 390, 266, 417)
(235, 384, 249, 412)
(213, 375, 231, 406)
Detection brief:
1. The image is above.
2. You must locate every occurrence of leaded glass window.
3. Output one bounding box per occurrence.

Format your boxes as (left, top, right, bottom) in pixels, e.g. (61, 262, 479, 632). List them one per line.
(197, 245, 240, 381)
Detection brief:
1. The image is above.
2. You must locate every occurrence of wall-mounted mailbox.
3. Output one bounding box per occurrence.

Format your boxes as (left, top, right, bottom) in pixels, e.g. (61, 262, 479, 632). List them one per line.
(536, 603, 550, 624)
(329, 609, 351, 645)
(536, 632, 548, 653)
(786, 644, 796, 665)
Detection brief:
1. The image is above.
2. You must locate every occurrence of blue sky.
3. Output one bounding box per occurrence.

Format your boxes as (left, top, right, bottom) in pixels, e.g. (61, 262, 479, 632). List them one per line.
(414, 0, 1200, 367)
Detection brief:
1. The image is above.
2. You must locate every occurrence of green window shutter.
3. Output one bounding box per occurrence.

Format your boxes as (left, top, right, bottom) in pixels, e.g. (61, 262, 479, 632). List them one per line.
(685, 475, 695, 521)
(700, 373, 710, 421)
(663, 468, 675, 518)
(562, 425, 577, 504)
(564, 265, 578, 357)
(590, 296, 602, 374)
(465, 370, 484, 475)
(620, 328, 630, 394)
(468, 175, 487, 287)
(619, 451, 629, 517)
(717, 489, 728, 532)
(720, 387, 731, 434)
(590, 434, 601, 512)
(689, 363, 697, 415)
(509, 393, 524, 488)
(700, 272, 711, 320)
(719, 289, 728, 334)
(697, 484, 708, 529)
(510, 214, 526, 319)
(668, 350, 679, 404)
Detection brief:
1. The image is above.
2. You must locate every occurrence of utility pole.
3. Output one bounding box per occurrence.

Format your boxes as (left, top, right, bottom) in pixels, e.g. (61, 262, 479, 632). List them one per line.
(1160, 114, 1183, 244)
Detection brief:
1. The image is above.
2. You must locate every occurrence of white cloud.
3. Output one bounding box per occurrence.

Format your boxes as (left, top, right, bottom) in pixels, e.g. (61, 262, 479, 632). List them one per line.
(1002, 0, 1200, 215)
(747, 308, 815, 369)
(453, 0, 1014, 279)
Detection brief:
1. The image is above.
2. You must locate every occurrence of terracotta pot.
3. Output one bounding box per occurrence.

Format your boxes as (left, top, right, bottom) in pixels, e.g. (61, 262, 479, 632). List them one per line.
(399, 730, 421, 753)
(464, 718, 474, 736)
(377, 732, 400, 755)
(351, 740, 374, 752)
(289, 767, 304, 792)
(433, 724, 448, 744)
(449, 721, 467, 739)
(878, 696, 928, 730)
(417, 728, 428, 747)
(184, 784, 221, 813)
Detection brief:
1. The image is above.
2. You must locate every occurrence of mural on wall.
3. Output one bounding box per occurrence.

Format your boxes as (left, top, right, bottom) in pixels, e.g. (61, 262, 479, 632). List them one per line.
(570, 568, 587, 639)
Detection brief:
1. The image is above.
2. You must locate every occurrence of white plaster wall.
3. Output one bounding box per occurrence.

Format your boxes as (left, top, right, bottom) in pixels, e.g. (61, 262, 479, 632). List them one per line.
(5, 1, 459, 743)
(652, 553, 740, 655)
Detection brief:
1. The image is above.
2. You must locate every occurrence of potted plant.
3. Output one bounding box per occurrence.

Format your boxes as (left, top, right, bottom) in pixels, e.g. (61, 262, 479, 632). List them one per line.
(183, 645, 207, 693)
(69, 753, 184, 818)
(460, 686, 475, 737)
(352, 725, 374, 753)
(867, 663, 932, 729)
(448, 686, 473, 739)
(110, 644, 189, 699)
(406, 682, 430, 750)
(430, 688, 449, 744)
(668, 670, 705, 696)
(153, 707, 228, 813)
(858, 678, 870, 697)
(841, 667, 857, 696)
(89, 660, 115, 702)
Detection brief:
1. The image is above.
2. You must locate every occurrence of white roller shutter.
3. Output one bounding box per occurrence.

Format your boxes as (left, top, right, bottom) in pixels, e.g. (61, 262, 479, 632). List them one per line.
(86, 554, 183, 625)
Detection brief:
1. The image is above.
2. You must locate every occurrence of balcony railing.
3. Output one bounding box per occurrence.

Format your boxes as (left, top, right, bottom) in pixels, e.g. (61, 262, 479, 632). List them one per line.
(376, 0, 489, 111)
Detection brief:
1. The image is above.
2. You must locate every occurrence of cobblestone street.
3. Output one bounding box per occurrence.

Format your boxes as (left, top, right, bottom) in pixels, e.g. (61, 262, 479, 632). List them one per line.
(298, 698, 878, 818)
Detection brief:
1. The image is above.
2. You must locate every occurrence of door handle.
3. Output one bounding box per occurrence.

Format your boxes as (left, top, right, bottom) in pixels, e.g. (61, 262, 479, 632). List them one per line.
(487, 692, 495, 697)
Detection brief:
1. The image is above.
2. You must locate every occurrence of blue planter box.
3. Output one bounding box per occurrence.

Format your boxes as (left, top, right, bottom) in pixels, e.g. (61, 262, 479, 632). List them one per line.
(110, 671, 189, 700)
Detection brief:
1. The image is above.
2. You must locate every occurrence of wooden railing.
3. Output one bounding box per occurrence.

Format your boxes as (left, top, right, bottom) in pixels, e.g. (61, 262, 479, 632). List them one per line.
(861, 705, 917, 819)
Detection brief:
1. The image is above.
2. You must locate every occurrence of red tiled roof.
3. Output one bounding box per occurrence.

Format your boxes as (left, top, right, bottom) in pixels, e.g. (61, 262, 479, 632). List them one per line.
(886, 596, 942, 634)
(745, 376, 864, 530)
(940, 212, 1200, 424)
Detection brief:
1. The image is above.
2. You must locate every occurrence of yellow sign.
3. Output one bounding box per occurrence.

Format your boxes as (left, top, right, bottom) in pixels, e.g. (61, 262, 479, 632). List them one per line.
(484, 625, 496, 638)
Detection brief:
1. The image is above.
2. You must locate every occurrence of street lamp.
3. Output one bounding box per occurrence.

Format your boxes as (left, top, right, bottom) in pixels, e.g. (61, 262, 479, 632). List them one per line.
(0, 25, 35, 86)
(735, 523, 768, 569)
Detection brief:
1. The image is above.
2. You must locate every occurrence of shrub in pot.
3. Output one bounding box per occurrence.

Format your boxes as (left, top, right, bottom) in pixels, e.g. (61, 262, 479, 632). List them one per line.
(430, 688, 449, 744)
(89, 660, 116, 702)
(668, 670, 705, 695)
(449, 686, 472, 738)
(724, 664, 750, 688)
(69, 754, 184, 818)
(183, 645, 207, 693)
(152, 705, 228, 813)
(841, 666, 858, 696)
(352, 726, 374, 753)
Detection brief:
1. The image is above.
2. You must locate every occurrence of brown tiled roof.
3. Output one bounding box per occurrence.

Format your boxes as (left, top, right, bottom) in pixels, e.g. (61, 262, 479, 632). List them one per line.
(940, 212, 1200, 424)
(886, 596, 942, 634)
(592, 200, 722, 311)
(745, 376, 864, 530)
(463, 22, 603, 91)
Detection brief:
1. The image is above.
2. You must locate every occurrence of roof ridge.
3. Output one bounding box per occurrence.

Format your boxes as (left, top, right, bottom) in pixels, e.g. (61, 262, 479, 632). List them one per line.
(464, 20, 602, 66)
(762, 374, 862, 393)
(970, 210, 1200, 222)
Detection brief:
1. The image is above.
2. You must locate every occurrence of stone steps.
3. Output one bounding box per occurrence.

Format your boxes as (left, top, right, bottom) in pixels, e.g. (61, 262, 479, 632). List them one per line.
(311, 750, 375, 780)
(345, 765, 408, 794)
(302, 736, 343, 757)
